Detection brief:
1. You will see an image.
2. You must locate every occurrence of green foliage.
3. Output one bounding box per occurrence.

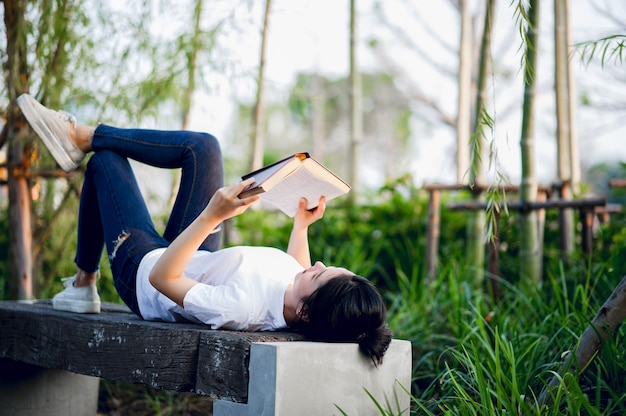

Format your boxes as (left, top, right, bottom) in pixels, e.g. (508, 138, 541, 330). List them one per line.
(576, 35, 626, 67)
(232, 180, 626, 415)
(390, 262, 626, 415)
(586, 161, 626, 204)
(593, 210, 626, 285)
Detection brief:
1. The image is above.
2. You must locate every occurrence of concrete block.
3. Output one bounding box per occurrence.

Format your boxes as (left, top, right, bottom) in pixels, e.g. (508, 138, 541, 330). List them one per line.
(0, 360, 99, 416)
(214, 339, 412, 416)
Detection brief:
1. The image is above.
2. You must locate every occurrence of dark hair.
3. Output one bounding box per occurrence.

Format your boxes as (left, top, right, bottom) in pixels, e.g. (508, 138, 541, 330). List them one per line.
(297, 274, 392, 366)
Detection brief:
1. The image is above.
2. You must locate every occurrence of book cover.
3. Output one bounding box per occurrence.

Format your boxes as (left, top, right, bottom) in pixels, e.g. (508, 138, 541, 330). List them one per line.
(238, 153, 350, 217)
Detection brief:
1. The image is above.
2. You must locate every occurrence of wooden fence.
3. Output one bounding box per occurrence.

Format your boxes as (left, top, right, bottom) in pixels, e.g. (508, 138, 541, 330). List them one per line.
(423, 181, 623, 279)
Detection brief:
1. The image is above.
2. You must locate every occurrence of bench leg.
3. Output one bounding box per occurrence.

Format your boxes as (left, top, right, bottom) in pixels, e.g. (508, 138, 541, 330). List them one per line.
(213, 340, 412, 416)
(0, 359, 99, 416)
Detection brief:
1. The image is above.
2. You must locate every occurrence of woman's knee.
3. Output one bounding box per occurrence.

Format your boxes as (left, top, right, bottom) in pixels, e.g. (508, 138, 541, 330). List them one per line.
(85, 150, 131, 177)
(85, 150, 134, 186)
(192, 132, 222, 161)
(89, 149, 125, 163)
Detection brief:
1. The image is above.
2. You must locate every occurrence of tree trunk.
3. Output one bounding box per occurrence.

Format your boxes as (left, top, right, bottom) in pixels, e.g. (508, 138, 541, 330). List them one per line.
(564, 0, 580, 187)
(538, 273, 626, 407)
(168, 0, 204, 211)
(466, 0, 495, 287)
(348, 0, 362, 204)
(456, 0, 472, 184)
(554, 0, 574, 255)
(310, 73, 326, 159)
(181, 0, 203, 130)
(4, 0, 34, 300)
(519, 0, 541, 284)
(250, 0, 272, 172)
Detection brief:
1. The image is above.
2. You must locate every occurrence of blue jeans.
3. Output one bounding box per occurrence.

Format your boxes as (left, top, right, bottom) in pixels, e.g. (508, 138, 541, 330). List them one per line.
(74, 124, 224, 316)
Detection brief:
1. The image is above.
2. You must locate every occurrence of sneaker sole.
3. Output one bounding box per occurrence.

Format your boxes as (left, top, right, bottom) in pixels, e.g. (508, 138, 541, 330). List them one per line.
(17, 95, 78, 172)
(52, 298, 101, 314)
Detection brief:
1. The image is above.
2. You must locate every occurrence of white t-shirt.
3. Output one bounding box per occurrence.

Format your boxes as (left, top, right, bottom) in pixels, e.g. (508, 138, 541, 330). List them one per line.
(136, 246, 303, 331)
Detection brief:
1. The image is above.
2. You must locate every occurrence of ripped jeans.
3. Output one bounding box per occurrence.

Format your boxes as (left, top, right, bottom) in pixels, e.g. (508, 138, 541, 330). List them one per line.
(74, 124, 223, 316)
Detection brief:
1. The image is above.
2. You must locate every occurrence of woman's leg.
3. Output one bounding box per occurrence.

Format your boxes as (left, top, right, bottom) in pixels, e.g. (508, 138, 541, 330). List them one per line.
(70, 128, 224, 314)
(17, 94, 224, 248)
(70, 165, 105, 288)
(90, 125, 224, 250)
(16, 95, 224, 312)
(75, 150, 169, 315)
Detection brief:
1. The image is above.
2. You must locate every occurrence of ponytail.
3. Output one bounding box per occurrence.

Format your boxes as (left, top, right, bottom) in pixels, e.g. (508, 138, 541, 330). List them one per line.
(356, 324, 393, 366)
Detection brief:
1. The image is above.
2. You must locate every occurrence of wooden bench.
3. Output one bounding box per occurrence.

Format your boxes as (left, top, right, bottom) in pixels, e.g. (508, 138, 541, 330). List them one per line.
(0, 300, 412, 416)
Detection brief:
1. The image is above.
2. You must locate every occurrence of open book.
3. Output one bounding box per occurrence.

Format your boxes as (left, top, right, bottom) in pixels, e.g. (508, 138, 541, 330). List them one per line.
(238, 153, 351, 217)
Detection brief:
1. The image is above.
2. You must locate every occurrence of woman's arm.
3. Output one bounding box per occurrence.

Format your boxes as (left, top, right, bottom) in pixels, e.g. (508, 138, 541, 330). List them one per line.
(287, 196, 326, 268)
(149, 179, 260, 306)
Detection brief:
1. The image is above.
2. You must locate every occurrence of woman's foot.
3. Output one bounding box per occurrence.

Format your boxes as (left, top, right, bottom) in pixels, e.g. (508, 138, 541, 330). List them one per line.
(52, 274, 101, 314)
(16, 93, 86, 172)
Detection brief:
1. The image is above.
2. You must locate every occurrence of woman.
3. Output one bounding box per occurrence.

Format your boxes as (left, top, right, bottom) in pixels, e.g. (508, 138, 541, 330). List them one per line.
(17, 93, 392, 365)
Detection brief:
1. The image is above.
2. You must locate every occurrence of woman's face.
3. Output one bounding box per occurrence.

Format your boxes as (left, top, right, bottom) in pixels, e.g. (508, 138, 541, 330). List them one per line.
(292, 261, 353, 301)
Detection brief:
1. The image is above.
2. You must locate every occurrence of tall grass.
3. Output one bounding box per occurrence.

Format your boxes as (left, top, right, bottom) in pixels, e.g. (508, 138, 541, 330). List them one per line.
(386, 256, 626, 415)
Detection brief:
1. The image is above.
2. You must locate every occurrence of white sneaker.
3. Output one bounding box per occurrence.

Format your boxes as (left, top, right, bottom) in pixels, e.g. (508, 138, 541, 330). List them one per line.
(16, 93, 85, 172)
(52, 275, 101, 313)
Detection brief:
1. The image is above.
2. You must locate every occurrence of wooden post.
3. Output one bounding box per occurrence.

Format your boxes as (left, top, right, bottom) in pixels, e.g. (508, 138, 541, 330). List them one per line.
(579, 207, 594, 254)
(5, 0, 34, 300)
(425, 189, 440, 278)
(536, 190, 546, 273)
(11, 176, 33, 299)
(486, 210, 500, 300)
(556, 181, 573, 254)
(608, 179, 626, 188)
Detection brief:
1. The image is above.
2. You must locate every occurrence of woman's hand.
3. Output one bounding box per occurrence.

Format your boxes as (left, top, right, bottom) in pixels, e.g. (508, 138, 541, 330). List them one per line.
(288, 196, 325, 268)
(293, 196, 326, 230)
(202, 178, 260, 223)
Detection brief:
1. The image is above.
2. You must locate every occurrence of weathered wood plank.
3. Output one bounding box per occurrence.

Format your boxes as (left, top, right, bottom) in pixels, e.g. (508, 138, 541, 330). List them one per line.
(197, 330, 305, 402)
(0, 300, 304, 401)
(0, 301, 201, 391)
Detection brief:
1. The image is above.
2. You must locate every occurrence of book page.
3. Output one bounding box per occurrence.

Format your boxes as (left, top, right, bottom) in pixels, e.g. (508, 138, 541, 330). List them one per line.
(301, 158, 350, 190)
(260, 167, 350, 217)
(239, 155, 301, 197)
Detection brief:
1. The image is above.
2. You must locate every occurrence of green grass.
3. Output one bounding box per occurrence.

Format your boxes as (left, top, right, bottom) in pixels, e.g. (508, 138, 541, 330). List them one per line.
(383, 257, 626, 415)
